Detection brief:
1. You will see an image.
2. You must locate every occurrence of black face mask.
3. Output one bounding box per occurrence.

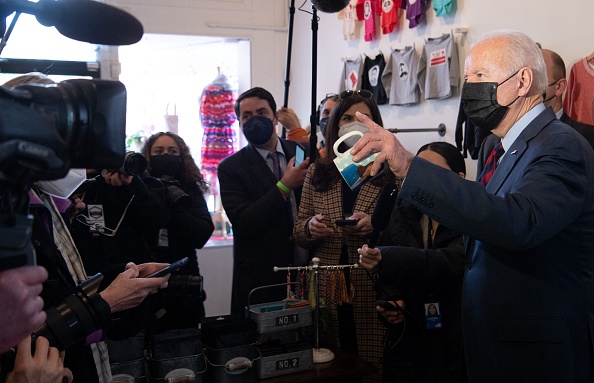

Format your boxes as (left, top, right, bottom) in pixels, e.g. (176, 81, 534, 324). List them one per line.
(242, 115, 274, 145)
(150, 154, 182, 179)
(461, 70, 520, 131)
(542, 80, 558, 103)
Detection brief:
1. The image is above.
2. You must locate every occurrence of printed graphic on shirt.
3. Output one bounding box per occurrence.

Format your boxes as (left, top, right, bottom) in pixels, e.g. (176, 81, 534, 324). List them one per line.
(349, 70, 359, 89)
(399, 62, 409, 79)
(430, 49, 447, 67)
(369, 65, 380, 87)
(364, 0, 372, 19)
(382, 0, 394, 12)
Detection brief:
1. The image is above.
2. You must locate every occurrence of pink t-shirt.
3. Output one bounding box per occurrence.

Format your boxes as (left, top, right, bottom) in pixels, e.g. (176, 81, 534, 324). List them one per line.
(563, 57, 594, 125)
(356, 0, 376, 41)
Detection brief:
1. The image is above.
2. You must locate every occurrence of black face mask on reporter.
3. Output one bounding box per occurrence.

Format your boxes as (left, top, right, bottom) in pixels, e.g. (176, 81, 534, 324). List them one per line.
(242, 115, 275, 145)
(150, 154, 182, 179)
(461, 70, 520, 131)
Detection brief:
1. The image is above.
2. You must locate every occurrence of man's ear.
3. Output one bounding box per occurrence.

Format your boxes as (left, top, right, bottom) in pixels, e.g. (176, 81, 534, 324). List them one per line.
(517, 67, 533, 97)
(557, 78, 568, 97)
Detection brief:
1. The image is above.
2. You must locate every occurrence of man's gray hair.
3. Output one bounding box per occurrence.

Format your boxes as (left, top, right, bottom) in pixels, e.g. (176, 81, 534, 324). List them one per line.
(477, 30, 548, 93)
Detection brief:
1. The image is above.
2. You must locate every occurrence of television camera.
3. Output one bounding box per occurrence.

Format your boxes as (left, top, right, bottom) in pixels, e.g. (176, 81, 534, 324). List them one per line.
(0, 0, 143, 356)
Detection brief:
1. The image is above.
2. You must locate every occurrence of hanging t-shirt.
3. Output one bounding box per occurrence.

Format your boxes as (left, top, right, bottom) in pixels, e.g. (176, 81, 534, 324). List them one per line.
(433, 0, 454, 16)
(356, 0, 377, 42)
(417, 33, 460, 100)
(563, 57, 594, 125)
(339, 0, 358, 40)
(381, 45, 420, 105)
(406, 0, 427, 28)
(377, 0, 400, 35)
(340, 55, 364, 92)
(361, 52, 388, 105)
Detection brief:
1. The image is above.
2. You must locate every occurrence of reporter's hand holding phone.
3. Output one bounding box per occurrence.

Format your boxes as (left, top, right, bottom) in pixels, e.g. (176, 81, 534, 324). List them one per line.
(99, 262, 170, 313)
(278, 156, 310, 195)
(376, 300, 406, 325)
(340, 212, 372, 237)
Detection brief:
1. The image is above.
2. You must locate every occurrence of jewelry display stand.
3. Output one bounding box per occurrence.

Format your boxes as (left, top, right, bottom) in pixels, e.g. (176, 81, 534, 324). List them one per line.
(274, 257, 358, 364)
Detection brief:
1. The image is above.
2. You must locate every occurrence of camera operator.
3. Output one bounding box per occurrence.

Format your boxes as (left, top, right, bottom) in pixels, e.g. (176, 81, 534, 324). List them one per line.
(141, 132, 214, 331)
(69, 155, 170, 337)
(1, 73, 171, 383)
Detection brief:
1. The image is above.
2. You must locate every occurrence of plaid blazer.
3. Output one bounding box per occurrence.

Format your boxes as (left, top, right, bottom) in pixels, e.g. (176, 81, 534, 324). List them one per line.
(293, 164, 388, 380)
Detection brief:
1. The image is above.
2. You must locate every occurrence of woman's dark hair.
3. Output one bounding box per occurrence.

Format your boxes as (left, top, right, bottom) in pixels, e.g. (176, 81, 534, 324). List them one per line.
(142, 132, 209, 194)
(417, 142, 466, 175)
(312, 95, 387, 191)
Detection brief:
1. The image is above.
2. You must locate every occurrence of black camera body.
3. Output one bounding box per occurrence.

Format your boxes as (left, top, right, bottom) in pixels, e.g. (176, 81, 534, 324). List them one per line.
(0, 79, 127, 272)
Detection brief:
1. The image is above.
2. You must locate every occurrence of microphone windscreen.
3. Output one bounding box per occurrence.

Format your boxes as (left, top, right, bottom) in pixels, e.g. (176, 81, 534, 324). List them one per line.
(311, 0, 350, 13)
(36, 0, 144, 45)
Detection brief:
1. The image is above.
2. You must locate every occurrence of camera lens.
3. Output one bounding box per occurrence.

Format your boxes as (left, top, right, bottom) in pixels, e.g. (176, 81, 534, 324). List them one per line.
(122, 151, 147, 176)
(33, 273, 106, 351)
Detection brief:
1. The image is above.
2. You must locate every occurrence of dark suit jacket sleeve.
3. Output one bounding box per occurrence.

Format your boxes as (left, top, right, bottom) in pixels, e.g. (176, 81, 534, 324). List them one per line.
(399, 126, 591, 252)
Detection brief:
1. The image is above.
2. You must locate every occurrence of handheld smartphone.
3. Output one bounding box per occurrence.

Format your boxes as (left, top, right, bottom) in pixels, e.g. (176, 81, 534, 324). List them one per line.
(294, 143, 306, 166)
(335, 218, 360, 226)
(377, 300, 401, 311)
(145, 257, 189, 278)
(377, 301, 401, 311)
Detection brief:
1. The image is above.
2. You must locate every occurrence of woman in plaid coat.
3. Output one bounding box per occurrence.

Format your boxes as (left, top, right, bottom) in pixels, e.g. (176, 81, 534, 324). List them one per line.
(293, 91, 396, 382)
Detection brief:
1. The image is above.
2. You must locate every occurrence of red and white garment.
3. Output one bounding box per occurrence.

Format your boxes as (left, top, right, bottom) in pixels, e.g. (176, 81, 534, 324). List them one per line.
(377, 0, 401, 35)
(356, 0, 377, 42)
(339, 0, 358, 40)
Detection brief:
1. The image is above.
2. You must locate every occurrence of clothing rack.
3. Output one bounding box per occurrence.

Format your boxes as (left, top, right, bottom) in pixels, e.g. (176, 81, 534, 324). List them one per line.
(387, 123, 446, 136)
(274, 257, 358, 363)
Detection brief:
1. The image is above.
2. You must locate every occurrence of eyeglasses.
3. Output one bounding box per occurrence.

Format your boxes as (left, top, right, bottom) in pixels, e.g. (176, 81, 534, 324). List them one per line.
(339, 89, 373, 100)
(75, 195, 135, 237)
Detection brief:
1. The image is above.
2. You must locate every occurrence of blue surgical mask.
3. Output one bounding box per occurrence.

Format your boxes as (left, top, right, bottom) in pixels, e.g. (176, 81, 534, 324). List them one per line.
(319, 117, 329, 137)
(242, 115, 275, 145)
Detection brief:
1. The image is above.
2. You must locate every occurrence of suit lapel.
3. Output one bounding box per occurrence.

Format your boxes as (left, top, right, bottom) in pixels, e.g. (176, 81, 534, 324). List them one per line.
(245, 144, 276, 189)
(487, 108, 556, 194)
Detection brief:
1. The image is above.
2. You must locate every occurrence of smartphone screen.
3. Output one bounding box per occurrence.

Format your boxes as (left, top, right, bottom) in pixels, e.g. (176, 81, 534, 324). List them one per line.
(294, 145, 305, 167)
(145, 257, 189, 278)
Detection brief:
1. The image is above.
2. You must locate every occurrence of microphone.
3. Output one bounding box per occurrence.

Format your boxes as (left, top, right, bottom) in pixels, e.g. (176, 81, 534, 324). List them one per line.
(368, 183, 399, 248)
(311, 0, 350, 13)
(6, 0, 143, 45)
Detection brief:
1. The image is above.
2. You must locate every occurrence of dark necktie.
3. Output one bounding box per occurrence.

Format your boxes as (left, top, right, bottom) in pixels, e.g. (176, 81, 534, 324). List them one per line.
(268, 151, 282, 181)
(480, 142, 505, 185)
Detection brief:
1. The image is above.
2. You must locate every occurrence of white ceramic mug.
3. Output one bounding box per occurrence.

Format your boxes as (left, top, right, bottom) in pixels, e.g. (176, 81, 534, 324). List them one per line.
(333, 131, 379, 190)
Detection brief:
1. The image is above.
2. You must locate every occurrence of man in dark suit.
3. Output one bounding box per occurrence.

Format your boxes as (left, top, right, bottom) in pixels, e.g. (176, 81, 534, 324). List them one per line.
(218, 87, 310, 315)
(479, 47, 594, 177)
(351, 31, 594, 382)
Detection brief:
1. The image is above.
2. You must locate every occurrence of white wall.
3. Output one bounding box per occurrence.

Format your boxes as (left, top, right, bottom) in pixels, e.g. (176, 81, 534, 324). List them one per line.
(287, 0, 594, 180)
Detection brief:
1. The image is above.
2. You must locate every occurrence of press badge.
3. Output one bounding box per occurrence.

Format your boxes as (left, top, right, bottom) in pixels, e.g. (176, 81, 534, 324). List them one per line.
(158, 228, 169, 247)
(86, 204, 106, 236)
(424, 302, 443, 330)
